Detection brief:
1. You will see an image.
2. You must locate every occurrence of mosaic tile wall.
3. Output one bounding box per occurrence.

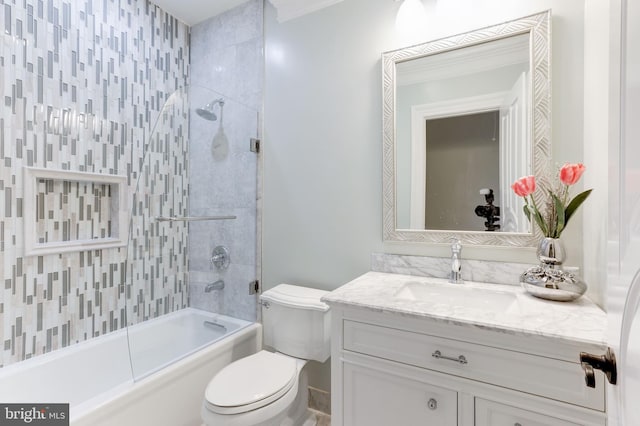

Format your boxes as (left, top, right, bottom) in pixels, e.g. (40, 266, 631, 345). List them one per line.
(188, 0, 263, 322)
(36, 179, 113, 243)
(0, 0, 190, 367)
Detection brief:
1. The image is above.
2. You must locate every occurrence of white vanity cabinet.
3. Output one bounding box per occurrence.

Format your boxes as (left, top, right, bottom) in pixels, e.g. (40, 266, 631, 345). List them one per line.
(331, 310, 606, 426)
(323, 273, 609, 426)
(475, 398, 583, 426)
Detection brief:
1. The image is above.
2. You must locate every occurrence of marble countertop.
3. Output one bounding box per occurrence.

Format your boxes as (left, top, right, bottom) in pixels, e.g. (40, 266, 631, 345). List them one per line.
(322, 271, 607, 347)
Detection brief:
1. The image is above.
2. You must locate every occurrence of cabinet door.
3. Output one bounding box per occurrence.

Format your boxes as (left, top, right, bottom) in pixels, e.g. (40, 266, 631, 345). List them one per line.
(475, 398, 585, 426)
(343, 361, 457, 426)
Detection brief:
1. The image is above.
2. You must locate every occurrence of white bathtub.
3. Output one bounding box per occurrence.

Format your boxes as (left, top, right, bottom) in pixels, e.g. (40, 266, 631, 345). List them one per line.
(0, 308, 261, 426)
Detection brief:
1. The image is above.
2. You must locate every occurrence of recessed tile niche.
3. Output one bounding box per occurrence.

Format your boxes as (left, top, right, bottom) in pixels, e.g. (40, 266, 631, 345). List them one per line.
(23, 167, 129, 256)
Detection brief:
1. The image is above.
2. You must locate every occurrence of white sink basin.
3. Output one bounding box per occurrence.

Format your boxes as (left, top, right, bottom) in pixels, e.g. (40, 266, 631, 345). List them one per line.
(393, 281, 517, 312)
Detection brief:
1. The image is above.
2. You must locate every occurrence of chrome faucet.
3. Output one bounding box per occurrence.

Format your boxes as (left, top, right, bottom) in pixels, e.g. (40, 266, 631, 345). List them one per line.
(205, 279, 225, 293)
(449, 237, 463, 284)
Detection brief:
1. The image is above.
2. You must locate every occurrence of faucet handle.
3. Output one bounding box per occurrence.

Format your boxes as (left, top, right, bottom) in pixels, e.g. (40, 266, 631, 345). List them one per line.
(449, 237, 463, 284)
(450, 237, 462, 253)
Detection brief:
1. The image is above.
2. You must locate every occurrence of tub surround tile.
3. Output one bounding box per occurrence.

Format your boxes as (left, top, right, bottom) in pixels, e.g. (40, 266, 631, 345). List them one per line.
(188, 0, 263, 323)
(221, 263, 259, 322)
(186, 271, 223, 313)
(322, 271, 607, 348)
(371, 252, 536, 286)
(0, 0, 190, 366)
(188, 151, 258, 210)
(187, 207, 257, 270)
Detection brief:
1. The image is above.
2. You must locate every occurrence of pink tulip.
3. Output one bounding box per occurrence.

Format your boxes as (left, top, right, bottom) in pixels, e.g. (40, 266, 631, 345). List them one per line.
(559, 163, 586, 186)
(511, 175, 536, 197)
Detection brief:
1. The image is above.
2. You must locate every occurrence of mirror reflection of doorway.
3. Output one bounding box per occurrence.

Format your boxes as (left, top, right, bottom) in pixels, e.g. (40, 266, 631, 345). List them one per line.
(407, 72, 529, 233)
(424, 111, 499, 231)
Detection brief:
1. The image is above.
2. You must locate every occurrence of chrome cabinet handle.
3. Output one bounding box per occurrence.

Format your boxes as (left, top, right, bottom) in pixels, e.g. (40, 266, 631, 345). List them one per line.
(432, 350, 468, 365)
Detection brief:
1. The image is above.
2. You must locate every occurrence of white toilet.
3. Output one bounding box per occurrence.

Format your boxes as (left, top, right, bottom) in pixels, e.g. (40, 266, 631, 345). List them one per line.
(201, 284, 331, 426)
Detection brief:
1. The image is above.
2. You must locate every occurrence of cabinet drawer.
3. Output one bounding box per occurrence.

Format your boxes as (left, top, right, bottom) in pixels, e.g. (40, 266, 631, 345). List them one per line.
(344, 361, 457, 426)
(475, 398, 604, 426)
(343, 320, 604, 411)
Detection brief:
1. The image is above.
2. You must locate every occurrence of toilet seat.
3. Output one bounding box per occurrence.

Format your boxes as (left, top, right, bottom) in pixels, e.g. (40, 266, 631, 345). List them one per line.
(204, 351, 298, 415)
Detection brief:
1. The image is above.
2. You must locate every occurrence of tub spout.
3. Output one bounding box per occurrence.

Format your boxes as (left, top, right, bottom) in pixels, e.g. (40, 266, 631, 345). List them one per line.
(205, 280, 225, 292)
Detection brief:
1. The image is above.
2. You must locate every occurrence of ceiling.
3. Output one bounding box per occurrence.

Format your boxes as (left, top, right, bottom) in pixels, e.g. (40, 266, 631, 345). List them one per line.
(153, 0, 343, 25)
(151, 0, 251, 26)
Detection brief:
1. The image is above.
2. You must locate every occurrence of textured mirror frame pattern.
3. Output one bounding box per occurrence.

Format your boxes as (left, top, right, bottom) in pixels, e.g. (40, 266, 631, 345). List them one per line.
(382, 10, 551, 247)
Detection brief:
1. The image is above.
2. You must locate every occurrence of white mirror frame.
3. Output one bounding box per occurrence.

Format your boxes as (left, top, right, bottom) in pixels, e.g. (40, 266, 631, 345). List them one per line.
(382, 10, 551, 247)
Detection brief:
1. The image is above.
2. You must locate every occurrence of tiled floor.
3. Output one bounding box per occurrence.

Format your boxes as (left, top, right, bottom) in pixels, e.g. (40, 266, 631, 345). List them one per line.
(302, 410, 331, 426)
(313, 411, 331, 426)
(308, 387, 331, 417)
(202, 411, 330, 426)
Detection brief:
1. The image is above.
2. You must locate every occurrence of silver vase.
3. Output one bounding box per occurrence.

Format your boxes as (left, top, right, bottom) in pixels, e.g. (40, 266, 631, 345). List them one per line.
(520, 237, 587, 302)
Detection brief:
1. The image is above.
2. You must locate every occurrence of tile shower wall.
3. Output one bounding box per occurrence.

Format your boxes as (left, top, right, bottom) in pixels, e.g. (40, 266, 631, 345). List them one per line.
(0, 0, 189, 367)
(37, 180, 113, 243)
(188, 0, 263, 322)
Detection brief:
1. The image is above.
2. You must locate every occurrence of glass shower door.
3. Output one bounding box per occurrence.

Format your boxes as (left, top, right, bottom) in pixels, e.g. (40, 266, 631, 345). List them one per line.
(124, 85, 260, 380)
(187, 85, 260, 323)
(124, 87, 191, 378)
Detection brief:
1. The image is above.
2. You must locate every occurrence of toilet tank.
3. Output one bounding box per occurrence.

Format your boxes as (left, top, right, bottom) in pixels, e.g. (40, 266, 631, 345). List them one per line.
(260, 284, 331, 362)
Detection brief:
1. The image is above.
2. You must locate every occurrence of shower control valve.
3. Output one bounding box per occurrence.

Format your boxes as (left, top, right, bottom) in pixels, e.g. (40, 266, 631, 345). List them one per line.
(211, 245, 230, 270)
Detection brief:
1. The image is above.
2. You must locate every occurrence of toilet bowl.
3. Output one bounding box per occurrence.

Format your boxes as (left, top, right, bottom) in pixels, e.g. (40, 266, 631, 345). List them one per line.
(201, 284, 330, 426)
(202, 351, 309, 426)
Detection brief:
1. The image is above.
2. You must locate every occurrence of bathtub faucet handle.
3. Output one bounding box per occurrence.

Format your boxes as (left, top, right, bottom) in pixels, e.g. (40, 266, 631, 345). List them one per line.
(211, 246, 230, 270)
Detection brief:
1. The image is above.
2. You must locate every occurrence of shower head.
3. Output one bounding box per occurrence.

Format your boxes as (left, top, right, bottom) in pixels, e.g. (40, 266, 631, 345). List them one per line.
(196, 104, 217, 121)
(195, 98, 225, 121)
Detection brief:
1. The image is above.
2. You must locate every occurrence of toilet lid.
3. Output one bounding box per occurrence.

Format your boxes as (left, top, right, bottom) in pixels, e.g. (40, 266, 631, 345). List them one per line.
(205, 351, 298, 415)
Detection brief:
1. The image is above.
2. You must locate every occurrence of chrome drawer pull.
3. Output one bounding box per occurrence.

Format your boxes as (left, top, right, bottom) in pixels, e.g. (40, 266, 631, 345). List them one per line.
(432, 350, 468, 365)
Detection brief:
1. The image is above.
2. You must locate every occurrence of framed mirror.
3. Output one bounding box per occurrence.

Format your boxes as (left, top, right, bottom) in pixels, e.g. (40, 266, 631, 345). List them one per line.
(382, 11, 551, 246)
